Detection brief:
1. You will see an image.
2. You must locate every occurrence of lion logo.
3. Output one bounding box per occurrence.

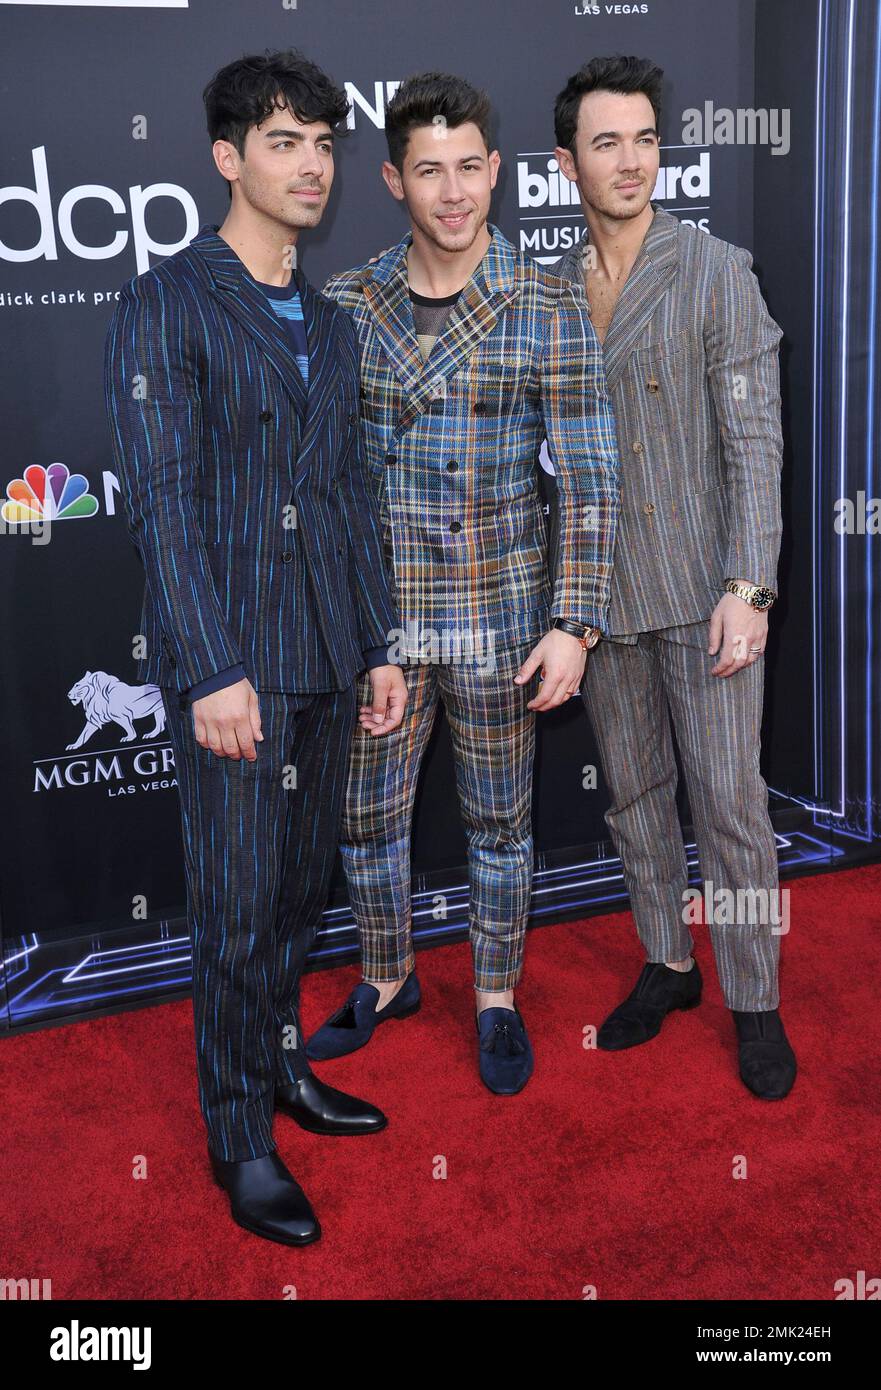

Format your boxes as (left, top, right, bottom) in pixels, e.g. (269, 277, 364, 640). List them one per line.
(66, 671, 167, 750)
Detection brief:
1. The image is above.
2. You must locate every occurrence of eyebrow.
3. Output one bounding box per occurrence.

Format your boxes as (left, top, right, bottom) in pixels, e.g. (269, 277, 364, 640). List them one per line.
(411, 152, 486, 169)
(590, 127, 657, 143)
(262, 128, 335, 142)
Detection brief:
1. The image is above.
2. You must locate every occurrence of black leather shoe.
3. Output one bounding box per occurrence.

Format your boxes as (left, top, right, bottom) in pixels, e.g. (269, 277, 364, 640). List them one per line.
(209, 1148, 320, 1246)
(597, 958, 702, 1050)
(275, 1073, 388, 1135)
(732, 1008, 797, 1099)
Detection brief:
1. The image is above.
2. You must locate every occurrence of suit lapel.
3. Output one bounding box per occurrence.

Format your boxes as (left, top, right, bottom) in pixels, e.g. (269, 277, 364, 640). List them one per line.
(362, 223, 520, 428)
(192, 225, 310, 422)
(557, 203, 680, 391)
(292, 273, 340, 484)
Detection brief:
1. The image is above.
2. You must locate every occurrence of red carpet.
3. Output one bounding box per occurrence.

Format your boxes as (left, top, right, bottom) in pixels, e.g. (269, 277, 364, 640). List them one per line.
(2, 863, 879, 1300)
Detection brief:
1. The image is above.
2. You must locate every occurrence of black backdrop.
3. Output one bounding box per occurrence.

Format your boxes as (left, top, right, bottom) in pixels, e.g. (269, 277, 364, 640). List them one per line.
(0, 0, 878, 1031)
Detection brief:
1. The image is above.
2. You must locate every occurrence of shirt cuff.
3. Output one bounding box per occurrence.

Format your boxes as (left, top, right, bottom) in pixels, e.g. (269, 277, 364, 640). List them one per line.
(363, 645, 393, 670)
(186, 664, 247, 705)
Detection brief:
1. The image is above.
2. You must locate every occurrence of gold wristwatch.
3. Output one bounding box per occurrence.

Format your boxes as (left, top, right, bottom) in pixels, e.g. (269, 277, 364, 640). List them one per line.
(723, 579, 777, 611)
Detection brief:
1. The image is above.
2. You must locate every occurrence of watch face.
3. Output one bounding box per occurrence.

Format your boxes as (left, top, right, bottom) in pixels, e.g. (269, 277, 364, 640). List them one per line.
(753, 587, 775, 610)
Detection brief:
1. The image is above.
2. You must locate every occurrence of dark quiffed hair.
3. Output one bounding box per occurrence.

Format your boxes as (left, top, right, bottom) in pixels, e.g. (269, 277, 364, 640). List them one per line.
(384, 72, 493, 173)
(554, 54, 663, 153)
(203, 48, 350, 159)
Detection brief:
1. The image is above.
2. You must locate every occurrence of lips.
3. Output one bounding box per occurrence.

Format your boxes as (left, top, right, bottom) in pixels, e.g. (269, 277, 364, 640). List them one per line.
(437, 211, 470, 227)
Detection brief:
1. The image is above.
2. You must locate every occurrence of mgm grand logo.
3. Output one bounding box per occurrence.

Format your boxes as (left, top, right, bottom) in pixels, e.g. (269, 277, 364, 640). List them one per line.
(33, 670, 177, 796)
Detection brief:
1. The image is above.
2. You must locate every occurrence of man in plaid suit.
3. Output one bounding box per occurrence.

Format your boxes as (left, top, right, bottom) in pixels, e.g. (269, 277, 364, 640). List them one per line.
(306, 72, 620, 1092)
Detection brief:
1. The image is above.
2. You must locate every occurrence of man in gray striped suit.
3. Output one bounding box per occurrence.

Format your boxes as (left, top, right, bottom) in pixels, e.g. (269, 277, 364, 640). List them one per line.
(548, 55, 796, 1099)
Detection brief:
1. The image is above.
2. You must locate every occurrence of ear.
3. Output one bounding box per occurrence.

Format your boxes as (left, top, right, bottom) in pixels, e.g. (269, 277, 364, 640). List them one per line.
(555, 145, 579, 186)
(380, 160, 405, 203)
(212, 138, 241, 190)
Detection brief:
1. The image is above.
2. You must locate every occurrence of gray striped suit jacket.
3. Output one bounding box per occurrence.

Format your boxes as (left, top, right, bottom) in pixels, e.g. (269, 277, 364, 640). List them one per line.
(549, 203, 784, 640)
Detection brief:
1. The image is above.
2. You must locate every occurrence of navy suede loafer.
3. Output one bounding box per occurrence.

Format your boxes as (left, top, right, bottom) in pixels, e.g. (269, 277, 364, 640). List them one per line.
(476, 1006, 534, 1095)
(305, 972, 421, 1061)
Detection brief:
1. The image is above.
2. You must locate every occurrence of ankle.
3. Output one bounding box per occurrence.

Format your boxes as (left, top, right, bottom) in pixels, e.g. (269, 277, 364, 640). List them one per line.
(365, 976, 407, 1011)
(665, 955, 694, 973)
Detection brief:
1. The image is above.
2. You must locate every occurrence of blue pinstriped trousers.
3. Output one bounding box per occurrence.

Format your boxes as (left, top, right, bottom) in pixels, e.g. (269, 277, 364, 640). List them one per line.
(161, 683, 357, 1162)
(580, 620, 781, 1012)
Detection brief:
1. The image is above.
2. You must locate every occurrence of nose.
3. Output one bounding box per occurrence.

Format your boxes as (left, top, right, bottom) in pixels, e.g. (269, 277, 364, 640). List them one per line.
(297, 143, 325, 179)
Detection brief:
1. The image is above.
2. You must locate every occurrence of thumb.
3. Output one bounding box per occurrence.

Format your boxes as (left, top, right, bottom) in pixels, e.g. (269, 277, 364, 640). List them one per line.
(708, 609, 723, 655)
(514, 646, 543, 685)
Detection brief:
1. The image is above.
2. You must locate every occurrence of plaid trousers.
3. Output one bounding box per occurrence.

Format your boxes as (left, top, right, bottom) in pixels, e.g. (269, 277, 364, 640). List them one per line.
(339, 641, 541, 991)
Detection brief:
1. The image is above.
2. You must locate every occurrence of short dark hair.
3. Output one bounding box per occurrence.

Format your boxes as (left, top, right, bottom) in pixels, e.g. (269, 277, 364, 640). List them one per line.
(553, 54, 663, 153)
(384, 72, 493, 173)
(203, 48, 350, 159)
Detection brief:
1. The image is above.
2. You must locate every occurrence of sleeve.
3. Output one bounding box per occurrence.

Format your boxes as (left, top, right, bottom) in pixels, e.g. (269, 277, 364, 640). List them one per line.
(103, 272, 245, 692)
(363, 645, 396, 671)
(333, 310, 401, 652)
(538, 279, 621, 633)
(704, 246, 784, 591)
(186, 663, 247, 705)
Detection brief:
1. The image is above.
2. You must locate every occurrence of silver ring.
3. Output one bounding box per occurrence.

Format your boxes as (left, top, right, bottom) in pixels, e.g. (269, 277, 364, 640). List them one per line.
(749, 648, 763, 654)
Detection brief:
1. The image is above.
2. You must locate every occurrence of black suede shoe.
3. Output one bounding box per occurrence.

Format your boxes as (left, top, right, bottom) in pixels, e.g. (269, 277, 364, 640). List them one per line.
(275, 1073, 388, 1135)
(732, 1008, 797, 1099)
(209, 1149, 320, 1246)
(597, 958, 703, 1050)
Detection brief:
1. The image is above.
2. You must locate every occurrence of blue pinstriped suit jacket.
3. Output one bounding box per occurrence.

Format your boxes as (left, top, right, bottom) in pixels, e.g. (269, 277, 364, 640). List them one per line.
(104, 224, 400, 696)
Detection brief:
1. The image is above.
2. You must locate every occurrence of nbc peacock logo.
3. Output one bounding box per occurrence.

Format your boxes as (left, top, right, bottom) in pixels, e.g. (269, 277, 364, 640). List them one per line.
(2, 464, 99, 525)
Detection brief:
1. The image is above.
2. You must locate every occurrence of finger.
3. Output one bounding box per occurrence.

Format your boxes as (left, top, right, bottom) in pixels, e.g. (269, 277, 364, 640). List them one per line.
(236, 719, 257, 762)
(249, 693, 264, 743)
(193, 716, 208, 750)
(219, 724, 241, 759)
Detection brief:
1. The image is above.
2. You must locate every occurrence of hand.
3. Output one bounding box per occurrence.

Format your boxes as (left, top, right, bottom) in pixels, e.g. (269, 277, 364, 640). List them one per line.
(358, 664, 408, 735)
(191, 677, 264, 760)
(513, 629, 588, 710)
(708, 594, 769, 677)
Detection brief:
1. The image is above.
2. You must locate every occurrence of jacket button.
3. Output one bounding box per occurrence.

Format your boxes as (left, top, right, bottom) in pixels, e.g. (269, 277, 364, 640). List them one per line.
(348, 411, 358, 424)
(643, 502, 655, 515)
(446, 459, 458, 471)
(385, 452, 397, 465)
(260, 409, 273, 423)
(449, 520, 462, 533)
(281, 550, 293, 562)
(359, 385, 367, 399)
(632, 440, 644, 454)
(646, 377, 659, 393)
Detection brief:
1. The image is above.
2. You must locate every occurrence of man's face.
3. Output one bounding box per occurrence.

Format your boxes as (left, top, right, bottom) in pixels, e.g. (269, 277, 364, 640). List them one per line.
(214, 98, 335, 230)
(556, 90, 659, 220)
(383, 120, 500, 253)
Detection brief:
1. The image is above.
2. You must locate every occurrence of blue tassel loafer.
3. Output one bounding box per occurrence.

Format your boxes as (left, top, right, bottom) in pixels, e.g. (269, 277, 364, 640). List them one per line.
(305, 972, 421, 1061)
(476, 1005, 534, 1095)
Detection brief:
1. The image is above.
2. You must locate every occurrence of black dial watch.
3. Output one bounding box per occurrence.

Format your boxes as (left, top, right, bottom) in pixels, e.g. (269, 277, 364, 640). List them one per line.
(553, 617, 602, 650)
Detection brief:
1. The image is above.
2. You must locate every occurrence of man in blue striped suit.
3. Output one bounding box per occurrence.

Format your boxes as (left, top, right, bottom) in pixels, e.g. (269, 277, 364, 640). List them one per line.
(104, 50, 408, 1246)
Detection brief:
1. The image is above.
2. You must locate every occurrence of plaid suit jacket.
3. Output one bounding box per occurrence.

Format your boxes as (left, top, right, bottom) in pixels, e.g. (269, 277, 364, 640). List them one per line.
(323, 223, 620, 650)
(549, 204, 784, 638)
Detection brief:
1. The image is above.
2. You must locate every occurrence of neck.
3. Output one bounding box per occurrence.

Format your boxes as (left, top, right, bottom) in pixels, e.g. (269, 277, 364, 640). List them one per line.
(216, 204, 299, 286)
(405, 219, 492, 297)
(580, 200, 655, 280)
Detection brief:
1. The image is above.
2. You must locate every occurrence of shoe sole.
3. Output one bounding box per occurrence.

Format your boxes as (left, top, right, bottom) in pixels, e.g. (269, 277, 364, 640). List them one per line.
(211, 1173, 322, 1246)
(276, 1110, 390, 1136)
(305, 996, 422, 1061)
(596, 992, 703, 1051)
